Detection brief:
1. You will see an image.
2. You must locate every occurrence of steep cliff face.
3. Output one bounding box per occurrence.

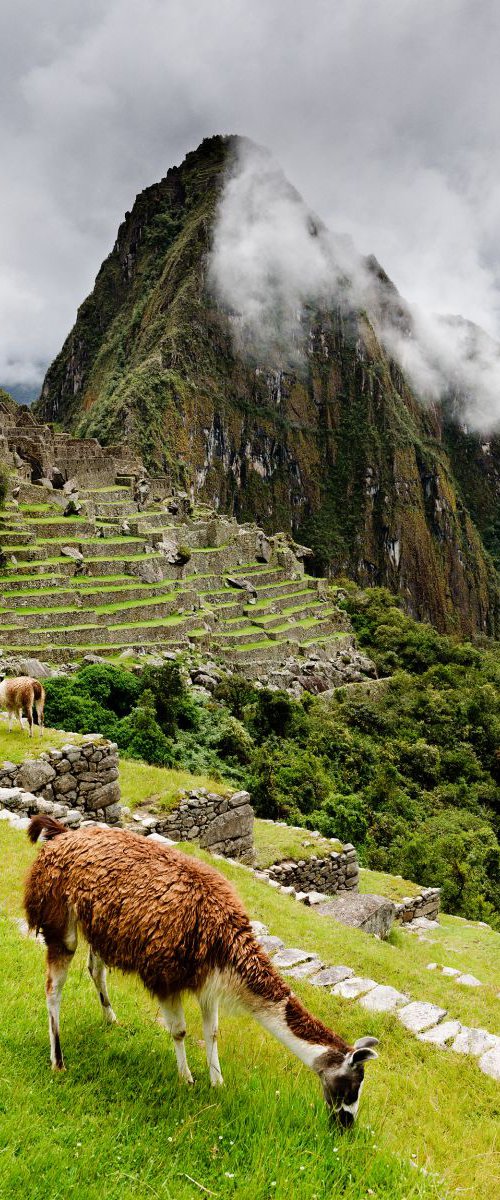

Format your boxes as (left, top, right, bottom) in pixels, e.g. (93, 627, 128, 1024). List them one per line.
(36, 135, 500, 636)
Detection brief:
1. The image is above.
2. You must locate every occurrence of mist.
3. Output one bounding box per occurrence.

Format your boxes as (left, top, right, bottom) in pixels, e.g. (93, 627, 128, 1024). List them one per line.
(210, 141, 500, 432)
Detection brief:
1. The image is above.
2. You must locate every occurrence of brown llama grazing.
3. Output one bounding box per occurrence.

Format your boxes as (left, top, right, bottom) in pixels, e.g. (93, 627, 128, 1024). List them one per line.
(0, 675, 45, 737)
(24, 817, 378, 1126)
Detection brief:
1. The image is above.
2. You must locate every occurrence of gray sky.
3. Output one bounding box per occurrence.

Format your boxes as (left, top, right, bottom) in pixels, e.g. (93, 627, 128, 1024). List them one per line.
(2, 0, 500, 391)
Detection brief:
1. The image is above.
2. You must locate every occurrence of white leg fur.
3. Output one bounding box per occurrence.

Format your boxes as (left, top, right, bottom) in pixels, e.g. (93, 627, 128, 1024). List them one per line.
(160, 995, 194, 1084)
(45, 956, 71, 1070)
(88, 948, 117, 1024)
(199, 993, 223, 1086)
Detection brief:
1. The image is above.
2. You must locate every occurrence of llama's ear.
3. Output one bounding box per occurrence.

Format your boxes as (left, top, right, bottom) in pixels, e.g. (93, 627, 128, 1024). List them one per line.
(354, 1036, 379, 1051)
(346, 1046, 378, 1067)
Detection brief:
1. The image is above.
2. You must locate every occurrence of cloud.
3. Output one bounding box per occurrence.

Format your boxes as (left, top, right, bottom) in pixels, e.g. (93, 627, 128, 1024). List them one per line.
(210, 140, 500, 430)
(2, 0, 500, 419)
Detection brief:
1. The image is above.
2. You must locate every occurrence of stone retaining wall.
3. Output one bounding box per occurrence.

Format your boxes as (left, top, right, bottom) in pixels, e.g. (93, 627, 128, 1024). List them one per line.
(0, 737, 121, 822)
(263, 845, 359, 895)
(394, 888, 441, 923)
(145, 788, 255, 863)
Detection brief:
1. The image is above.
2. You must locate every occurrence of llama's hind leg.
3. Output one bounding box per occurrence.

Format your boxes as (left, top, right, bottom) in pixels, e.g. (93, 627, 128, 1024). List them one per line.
(160, 995, 194, 1084)
(44, 908, 77, 1069)
(88, 947, 117, 1024)
(35, 698, 44, 738)
(198, 989, 223, 1086)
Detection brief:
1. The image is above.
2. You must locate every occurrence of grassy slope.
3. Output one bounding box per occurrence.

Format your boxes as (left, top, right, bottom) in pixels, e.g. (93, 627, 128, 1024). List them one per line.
(1, 825, 499, 1199)
(253, 819, 342, 868)
(119, 758, 230, 812)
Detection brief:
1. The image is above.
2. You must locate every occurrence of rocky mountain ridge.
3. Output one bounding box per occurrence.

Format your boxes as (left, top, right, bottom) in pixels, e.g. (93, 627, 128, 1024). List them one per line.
(35, 135, 500, 636)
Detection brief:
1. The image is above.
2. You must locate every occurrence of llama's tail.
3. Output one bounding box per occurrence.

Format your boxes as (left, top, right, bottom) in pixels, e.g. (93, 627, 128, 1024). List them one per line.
(32, 680, 45, 702)
(28, 815, 68, 844)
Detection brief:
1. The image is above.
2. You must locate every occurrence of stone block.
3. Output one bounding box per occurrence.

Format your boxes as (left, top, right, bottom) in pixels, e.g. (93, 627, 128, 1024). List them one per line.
(272, 948, 317, 969)
(258, 935, 285, 955)
(451, 1027, 498, 1056)
(17, 760, 56, 792)
(398, 1002, 447, 1033)
(84, 781, 121, 810)
(309, 965, 353, 987)
(359, 985, 410, 1013)
(315, 893, 396, 939)
(478, 1042, 500, 1081)
(332, 976, 378, 1000)
(199, 804, 254, 852)
(53, 773, 78, 795)
(417, 1020, 461, 1047)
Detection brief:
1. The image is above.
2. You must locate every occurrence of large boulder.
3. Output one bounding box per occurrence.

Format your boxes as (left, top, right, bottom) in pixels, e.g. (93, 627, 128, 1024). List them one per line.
(17, 760, 56, 793)
(315, 892, 396, 939)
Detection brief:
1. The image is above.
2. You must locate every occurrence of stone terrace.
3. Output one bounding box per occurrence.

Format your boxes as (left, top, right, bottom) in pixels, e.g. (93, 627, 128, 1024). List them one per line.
(0, 474, 354, 672)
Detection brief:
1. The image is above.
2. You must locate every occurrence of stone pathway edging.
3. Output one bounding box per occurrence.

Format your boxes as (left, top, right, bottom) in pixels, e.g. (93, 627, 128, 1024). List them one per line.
(249, 921, 500, 1083)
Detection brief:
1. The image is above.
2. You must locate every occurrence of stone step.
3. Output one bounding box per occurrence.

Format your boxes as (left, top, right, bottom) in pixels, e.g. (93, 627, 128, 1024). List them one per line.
(21, 518, 100, 538)
(213, 625, 273, 648)
(92, 502, 140, 519)
(266, 614, 340, 643)
(0, 613, 199, 648)
(250, 601, 331, 629)
(3, 543, 48, 562)
(0, 529, 36, 547)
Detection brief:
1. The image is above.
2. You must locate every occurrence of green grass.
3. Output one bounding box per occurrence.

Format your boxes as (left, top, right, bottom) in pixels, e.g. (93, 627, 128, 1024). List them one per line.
(253, 818, 342, 867)
(119, 758, 231, 812)
(359, 869, 422, 902)
(0, 721, 83, 762)
(1, 825, 499, 1199)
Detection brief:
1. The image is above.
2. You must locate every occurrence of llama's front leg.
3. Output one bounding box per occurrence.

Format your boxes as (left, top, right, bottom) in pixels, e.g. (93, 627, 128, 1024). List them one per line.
(199, 993, 223, 1086)
(160, 995, 194, 1084)
(88, 947, 117, 1024)
(45, 946, 73, 1070)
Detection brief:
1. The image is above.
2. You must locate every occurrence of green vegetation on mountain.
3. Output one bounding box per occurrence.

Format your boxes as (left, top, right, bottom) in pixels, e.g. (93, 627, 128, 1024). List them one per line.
(43, 592, 500, 926)
(35, 135, 500, 636)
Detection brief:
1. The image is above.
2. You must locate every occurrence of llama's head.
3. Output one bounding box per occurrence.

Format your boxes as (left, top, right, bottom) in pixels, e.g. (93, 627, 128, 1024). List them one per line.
(314, 1037, 378, 1127)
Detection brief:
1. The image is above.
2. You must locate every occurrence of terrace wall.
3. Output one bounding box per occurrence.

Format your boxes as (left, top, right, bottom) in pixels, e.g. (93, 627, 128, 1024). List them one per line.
(262, 845, 359, 896)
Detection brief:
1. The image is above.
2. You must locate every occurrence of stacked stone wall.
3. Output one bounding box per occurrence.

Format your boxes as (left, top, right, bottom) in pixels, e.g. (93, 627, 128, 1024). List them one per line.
(150, 788, 255, 863)
(0, 737, 121, 824)
(394, 888, 440, 923)
(263, 845, 359, 895)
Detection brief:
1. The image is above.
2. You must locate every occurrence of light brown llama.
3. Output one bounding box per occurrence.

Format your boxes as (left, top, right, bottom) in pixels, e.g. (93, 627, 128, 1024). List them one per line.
(24, 817, 378, 1125)
(0, 675, 45, 737)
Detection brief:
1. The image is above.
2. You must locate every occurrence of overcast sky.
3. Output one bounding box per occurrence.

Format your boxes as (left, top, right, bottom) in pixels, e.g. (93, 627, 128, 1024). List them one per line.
(2, 0, 500, 390)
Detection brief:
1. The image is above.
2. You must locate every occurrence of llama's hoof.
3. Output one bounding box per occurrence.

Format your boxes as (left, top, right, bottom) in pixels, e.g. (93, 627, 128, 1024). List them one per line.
(52, 1063, 66, 1073)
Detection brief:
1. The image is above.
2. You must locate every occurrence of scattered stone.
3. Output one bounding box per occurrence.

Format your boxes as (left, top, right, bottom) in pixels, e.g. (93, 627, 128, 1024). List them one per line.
(452, 1027, 499, 1056)
(332, 976, 378, 1000)
(478, 1043, 500, 1081)
(258, 935, 285, 955)
(282, 959, 324, 980)
(456, 974, 482, 987)
(272, 948, 317, 969)
(418, 1021, 462, 1047)
(398, 1002, 447, 1033)
(441, 966, 461, 977)
(315, 893, 396, 939)
(309, 965, 354, 988)
(250, 921, 269, 938)
(61, 545, 84, 562)
(63, 499, 82, 516)
(359, 985, 410, 1013)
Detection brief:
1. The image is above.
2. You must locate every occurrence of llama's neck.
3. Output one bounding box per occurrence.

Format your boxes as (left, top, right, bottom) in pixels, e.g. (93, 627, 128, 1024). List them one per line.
(250, 993, 349, 1069)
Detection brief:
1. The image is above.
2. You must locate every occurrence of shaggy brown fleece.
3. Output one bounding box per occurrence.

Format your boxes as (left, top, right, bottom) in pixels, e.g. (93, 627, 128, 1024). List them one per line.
(25, 818, 348, 1054)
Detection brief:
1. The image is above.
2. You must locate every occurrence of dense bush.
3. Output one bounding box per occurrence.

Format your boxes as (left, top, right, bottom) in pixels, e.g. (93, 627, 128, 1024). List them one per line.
(43, 589, 500, 924)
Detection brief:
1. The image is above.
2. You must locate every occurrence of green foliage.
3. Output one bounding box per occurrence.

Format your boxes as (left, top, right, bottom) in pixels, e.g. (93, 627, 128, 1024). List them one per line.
(116, 689, 175, 766)
(42, 592, 500, 924)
